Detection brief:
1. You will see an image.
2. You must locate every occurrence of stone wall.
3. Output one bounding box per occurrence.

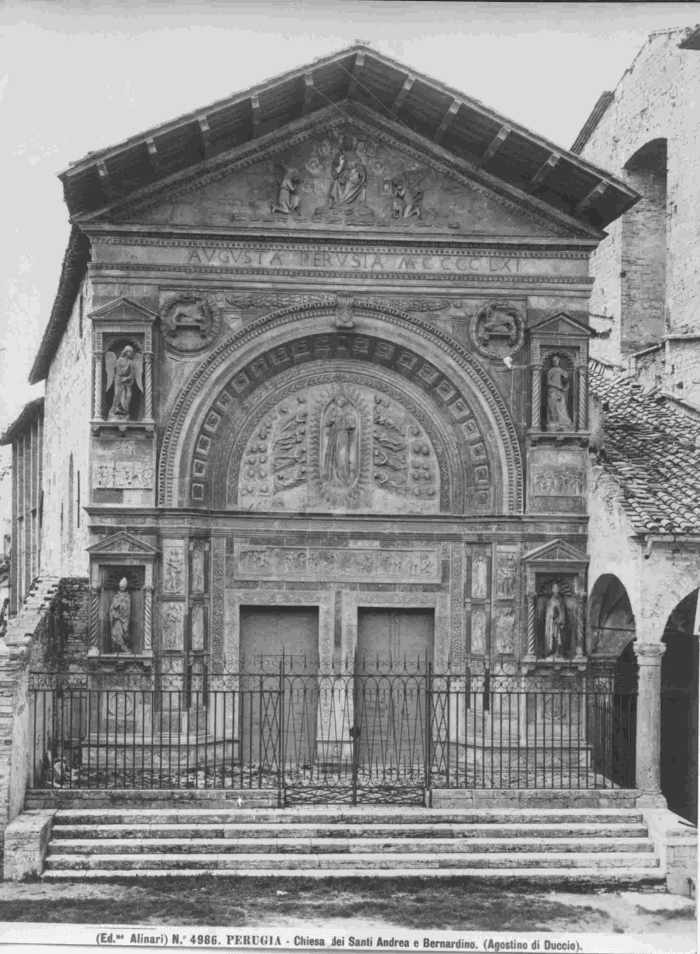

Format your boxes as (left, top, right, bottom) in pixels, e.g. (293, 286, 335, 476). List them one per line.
(578, 28, 700, 368)
(42, 279, 92, 577)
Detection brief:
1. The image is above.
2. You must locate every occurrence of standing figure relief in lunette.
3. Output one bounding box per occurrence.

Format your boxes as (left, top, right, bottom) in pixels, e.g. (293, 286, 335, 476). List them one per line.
(323, 397, 359, 488)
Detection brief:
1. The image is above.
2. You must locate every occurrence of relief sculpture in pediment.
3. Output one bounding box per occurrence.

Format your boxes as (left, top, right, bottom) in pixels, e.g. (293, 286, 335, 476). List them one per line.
(128, 121, 562, 238)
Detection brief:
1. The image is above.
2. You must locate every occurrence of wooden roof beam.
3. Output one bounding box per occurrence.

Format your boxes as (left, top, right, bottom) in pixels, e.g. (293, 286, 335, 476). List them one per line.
(478, 125, 511, 166)
(96, 160, 119, 200)
(302, 72, 315, 116)
(527, 153, 560, 193)
(145, 137, 161, 173)
(391, 75, 414, 114)
(576, 180, 609, 216)
(434, 99, 460, 144)
(198, 116, 212, 158)
(250, 94, 261, 137)
(347, 50, 365, 98)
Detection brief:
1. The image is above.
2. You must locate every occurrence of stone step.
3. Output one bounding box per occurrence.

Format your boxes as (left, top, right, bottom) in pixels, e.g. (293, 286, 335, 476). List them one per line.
(51, 808, 645, 827)
(47, 836, 655, 855)
(41, 866, 666, 885)
(50, 822, 651, 841)
(43, 851, 661, 871)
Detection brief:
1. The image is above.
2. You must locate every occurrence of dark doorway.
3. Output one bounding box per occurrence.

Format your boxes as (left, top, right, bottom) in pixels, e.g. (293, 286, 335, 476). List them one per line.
(661, 591, 699, 825)
(239, 606, 319, 771)
(356, 609, 434, 769)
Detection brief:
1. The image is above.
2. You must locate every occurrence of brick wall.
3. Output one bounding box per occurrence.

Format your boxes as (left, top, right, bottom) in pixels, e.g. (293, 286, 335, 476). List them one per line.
(42, 280, 92, 577)
(579, 29, 700, 362)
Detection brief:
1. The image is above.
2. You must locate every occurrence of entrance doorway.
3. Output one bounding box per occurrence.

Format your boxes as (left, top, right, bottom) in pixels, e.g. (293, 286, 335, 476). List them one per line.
(239, 606, 319, 772)
(356, 609, 434, 770)
(661, 591, 699, 825)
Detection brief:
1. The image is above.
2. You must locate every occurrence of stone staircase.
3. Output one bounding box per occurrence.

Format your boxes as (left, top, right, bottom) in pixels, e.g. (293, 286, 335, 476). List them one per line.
(42, 807, 665, 884)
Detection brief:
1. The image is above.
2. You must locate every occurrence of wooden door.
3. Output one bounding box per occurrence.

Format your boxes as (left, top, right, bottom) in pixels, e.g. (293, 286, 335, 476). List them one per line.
(239, 607, 319, 771)
(356, 609, 433, 771)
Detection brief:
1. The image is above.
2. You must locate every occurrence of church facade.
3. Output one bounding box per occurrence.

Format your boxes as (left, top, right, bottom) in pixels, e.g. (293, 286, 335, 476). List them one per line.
(5, 47, 646, 806)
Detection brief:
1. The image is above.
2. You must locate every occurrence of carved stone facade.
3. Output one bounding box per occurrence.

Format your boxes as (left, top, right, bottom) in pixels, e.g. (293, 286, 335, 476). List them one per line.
(23, 48, 640, 703)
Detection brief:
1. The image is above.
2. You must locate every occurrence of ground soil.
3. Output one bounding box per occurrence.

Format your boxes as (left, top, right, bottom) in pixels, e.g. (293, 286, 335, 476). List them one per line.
(0, 878, 695, 943)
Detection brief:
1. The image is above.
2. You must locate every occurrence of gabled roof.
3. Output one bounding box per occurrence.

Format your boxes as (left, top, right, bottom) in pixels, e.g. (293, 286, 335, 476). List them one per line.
(590, 364, 700, 535)
(0, 398, 44, 446)
(63, 44, 637, 231)
(31, 44, 641, 385)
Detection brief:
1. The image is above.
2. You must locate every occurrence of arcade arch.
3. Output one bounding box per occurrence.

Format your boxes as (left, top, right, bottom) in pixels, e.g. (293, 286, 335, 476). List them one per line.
(661, 588, 699, 825)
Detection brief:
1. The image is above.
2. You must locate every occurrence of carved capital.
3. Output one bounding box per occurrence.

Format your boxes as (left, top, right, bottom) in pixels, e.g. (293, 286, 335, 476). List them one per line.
(634, 641, 666, 662)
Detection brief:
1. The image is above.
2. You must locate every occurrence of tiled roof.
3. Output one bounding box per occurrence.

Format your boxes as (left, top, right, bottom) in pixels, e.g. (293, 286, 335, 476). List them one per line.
(590, 363, 700, 535)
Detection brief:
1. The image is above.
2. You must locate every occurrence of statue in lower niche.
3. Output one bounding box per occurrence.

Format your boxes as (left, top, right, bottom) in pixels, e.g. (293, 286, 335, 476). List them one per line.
(544, 583, 566, 659)
(105, 346, 143, 421)
(546, 357, 574, 432)
(109, 578, 132, 653)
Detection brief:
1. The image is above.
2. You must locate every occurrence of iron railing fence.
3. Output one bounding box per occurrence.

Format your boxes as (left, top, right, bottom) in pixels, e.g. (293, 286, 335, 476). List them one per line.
(29, 657, 637, 804)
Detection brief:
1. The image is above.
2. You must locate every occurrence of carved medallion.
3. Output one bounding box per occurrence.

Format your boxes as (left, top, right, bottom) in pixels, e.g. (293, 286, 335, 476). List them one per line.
(161, 293, 221, 354)
(470, 301, 524, 360)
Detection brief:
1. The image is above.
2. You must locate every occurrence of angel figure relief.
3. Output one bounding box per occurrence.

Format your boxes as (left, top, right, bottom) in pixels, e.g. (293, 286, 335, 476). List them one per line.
(105, 345, 143, 421)
(391, 169, 427, 219)
(271, 163, 301, 215)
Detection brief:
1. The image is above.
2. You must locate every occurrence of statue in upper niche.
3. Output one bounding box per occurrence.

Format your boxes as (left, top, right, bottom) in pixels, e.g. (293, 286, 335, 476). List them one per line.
(546, 357, 574, 431)
(272, 164, 301, 215)
(106, 345, 143, 421)
(329, 136, 367, 209)
(109, 578, 131, 653)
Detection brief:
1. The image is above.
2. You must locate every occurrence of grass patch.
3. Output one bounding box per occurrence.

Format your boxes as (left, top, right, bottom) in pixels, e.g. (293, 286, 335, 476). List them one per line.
(0, 878, 608, 931)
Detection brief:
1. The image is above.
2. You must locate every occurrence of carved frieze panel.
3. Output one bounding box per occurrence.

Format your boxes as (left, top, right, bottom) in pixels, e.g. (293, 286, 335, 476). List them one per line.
(161, 602, 185, 652)
(235, 379, 440, 513)
(234, 543, 440, 583)
(162, 541, 186, 595)
(528, 446, 587, 515)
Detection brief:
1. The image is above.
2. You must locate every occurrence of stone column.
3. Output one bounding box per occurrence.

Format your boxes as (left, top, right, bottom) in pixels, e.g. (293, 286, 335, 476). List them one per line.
(524, 590, 537, 661)
(92, 353, 104, 422)
(634, 641, 666, 805)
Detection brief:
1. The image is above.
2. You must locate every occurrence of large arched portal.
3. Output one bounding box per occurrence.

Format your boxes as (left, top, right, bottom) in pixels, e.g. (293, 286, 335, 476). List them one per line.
(661, 589, 699, 824)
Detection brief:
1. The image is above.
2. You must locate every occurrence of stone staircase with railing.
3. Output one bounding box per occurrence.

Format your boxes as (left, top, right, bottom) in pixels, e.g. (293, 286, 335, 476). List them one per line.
(41, 806, 664, 884)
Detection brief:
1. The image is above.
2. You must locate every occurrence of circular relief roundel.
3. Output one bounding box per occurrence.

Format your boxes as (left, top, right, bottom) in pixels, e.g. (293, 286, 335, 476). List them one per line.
(161, 294, 221, 355)
(470, 301, 525, 360)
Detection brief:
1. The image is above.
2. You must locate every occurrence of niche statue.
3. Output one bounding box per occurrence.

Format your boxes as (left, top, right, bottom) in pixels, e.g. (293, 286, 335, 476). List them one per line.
(109, 578, 132, 653)
(105, 346, 143, 421)
(544, 583, 566, 659)
(546, 357, 574, 432)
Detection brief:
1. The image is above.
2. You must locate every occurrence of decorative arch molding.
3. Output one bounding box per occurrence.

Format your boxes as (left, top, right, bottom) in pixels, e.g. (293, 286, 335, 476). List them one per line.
(158, 301, 524, 513)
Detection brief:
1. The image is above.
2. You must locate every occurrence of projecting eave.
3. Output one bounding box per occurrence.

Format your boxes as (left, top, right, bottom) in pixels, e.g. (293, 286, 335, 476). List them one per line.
(60, 44, 640, 233)
(0, 398, 44, 446)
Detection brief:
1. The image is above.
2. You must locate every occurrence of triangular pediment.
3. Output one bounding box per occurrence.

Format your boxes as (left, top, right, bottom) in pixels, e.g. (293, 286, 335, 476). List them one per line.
(87, 531, 159, 558)
(522, 539, 589, 565)
(89, 297, 159, 324)
(529, 312, 592, 338)
(104, 110, 584, 240)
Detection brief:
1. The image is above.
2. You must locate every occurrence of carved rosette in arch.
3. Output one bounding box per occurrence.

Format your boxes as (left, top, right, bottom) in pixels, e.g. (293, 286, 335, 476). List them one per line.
(158, 301, 523, 514)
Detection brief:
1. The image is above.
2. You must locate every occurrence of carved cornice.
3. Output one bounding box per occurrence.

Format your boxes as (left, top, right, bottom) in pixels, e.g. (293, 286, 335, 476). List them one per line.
(91, 233, 590, 260)
(157, 300, 524, 514)
(90, 261, 590, 286)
